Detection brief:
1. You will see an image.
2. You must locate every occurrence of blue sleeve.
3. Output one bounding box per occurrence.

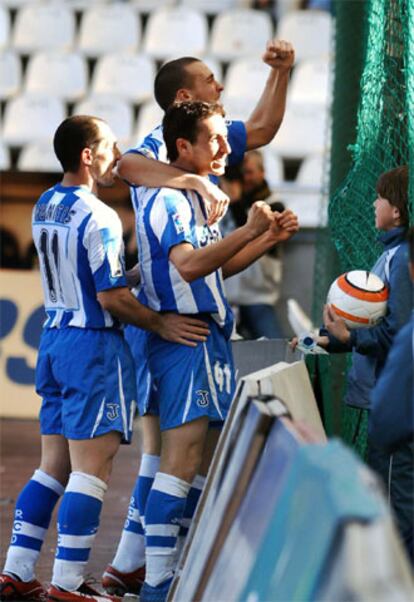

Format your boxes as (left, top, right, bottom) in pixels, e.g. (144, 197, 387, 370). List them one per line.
(151, 192, 196, 256)
(125, 125, 164, 161)
(368, 318, 414, 451)
(353, 244, 412, 360)
(226, 120, 247, 166)
(88, 225, 127, 292)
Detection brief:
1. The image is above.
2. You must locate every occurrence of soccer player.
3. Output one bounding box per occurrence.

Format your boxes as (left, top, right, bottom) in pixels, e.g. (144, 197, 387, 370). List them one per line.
(127, 101, 297, 602)
(0, 115, 210, 602)
(102, 41, 295, 598)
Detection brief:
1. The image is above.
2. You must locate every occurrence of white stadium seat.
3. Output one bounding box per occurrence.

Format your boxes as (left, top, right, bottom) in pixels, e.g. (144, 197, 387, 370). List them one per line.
(282, 153, 328, 227)
(262, 149, 285, 190)
(0, 5, 11, 50)
(276, 9, 333, 62)
(25, 51, 88, 102)
(3, 94, 66, 146)
(64, 0, 108, 10)
(220, 94, 252, 121)
(270, 102, 330, 159)
(12, 3, 75, 53)
(0, 1, 33, 7)
(130, 0, 176, 12)
(179, 0, 239, 15)
(78, 3, 141, 57)
(143, 7, 208, 61)
(289, 57, 332, 106)
(73, 96, 134, 143)
(91, 53, 155, 104)
(17, 140, 61, 172)
(134, 100, 164, 145)
(0, 50, 22, 100)
(209, 9, 273, 62)
(0, 141, 11, 170)
(224, 58, 270, 101)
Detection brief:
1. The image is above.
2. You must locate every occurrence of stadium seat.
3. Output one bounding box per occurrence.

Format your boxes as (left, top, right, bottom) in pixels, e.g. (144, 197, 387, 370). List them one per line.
(25, 51, 88, 102)
(220, 94, 252, 121)
(209, 9, 274, 62)
(262, 149, 285, 190)
(3, 94, 66, 146)
(143, 6, 208, 60)
(282, 153, 328, 227)
(0, 141, 11, 170)
(178, 0, 239, 15)
(1, 1, 32, 7)
(0, 5, 10, 50)
(130, 0, 176, 12)
(78, 3, 141, 57)
(269, 102, 329, 159)
(224, 57, 270, 101)
(0, 50, 22, 100)
(91, 53, 155, 104)
(12, 3, 75, 53)
(65, 0, 108, 10)
(133, 100, 164, 145)
(73, 96, 134, 143)
(17, 140, 61, 172)
(276, 9, 333, 62)
(289, 57, 332, 106)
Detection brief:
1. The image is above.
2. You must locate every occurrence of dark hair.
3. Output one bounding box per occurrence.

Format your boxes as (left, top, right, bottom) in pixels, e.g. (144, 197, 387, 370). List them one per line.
(154, 57, 201, 111)
(408, 226, 414, 264)
(163, 101, 225, 163)
(376, 165, 409, 227)
(53, 115, 104, 172)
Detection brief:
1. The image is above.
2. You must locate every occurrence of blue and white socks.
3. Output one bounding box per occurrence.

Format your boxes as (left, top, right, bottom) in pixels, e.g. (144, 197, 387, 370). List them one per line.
(176, 474, 205, 559)
(111, 453, 160, 573)
(51, 471, 106, 591)
(4, 469, 64, 582)
(144, 473, 190, 587)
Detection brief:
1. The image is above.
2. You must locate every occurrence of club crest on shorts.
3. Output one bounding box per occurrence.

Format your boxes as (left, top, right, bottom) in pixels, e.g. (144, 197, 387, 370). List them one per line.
(196, 390, 209, 407)
(106, 403, 120, 421)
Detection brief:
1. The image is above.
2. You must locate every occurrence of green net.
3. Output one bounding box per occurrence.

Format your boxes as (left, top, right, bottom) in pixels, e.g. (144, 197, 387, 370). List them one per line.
(313, 0, 414, 456)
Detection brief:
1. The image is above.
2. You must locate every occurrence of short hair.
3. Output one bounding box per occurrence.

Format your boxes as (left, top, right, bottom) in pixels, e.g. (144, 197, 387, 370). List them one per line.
(376, 165, 409, 227)
(154, 57, 201, 111)
(53, 115, 104, 173)
(163, 101, 225, 163)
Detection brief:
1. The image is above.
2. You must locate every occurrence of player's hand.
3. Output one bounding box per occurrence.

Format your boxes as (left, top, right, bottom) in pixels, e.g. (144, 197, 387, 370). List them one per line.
(192, 176, 230, 225)
(323, 304, 351, 344)
(158, 313, 210, 347)
(267, 209, 299, 243)
(246, 201, 274, 237)
(263, 39, 295, 71)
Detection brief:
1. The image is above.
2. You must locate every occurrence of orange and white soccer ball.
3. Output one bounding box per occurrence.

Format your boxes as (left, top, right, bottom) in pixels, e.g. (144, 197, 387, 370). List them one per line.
(326, 270, 388, 329)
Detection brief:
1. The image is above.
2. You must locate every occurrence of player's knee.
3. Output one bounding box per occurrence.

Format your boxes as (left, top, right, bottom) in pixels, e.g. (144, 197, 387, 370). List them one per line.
(162, 442, 203, 484)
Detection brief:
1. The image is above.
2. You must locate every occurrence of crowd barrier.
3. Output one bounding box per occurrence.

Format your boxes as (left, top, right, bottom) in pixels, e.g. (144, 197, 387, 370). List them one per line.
(170, 362, 413, 601)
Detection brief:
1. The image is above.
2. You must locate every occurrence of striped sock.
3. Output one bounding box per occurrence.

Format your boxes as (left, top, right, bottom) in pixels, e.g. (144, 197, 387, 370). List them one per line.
(4, 469, 64, 582)
(51, 471, 106, 592)
(145, 472, 190, 587)
(176, 474, 205, 559)
(111, 454, 160, 573)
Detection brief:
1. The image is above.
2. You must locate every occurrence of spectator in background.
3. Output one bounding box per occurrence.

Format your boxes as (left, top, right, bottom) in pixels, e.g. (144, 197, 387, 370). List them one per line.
(225, 151, 287, 339)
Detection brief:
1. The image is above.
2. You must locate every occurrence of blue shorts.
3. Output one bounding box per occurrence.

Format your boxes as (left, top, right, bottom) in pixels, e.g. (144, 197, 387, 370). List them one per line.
(124, 324, 159, 417)
(147, 318, 236, 431)
(36, 327, 137, 442)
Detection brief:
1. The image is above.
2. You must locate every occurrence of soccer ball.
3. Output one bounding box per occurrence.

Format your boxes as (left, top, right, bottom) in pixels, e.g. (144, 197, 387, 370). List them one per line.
(326, 270, 388, 329)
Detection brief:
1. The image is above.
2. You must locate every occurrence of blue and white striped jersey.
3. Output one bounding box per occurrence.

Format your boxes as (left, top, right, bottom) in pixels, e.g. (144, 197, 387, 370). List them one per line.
(133, 186, 233, 331)
(32, 183, 127, 329)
